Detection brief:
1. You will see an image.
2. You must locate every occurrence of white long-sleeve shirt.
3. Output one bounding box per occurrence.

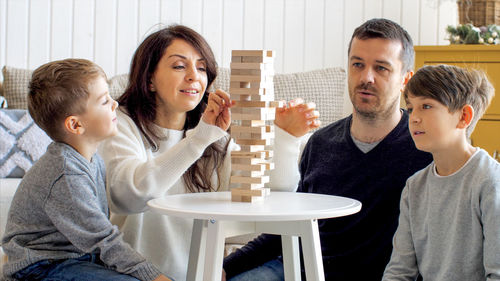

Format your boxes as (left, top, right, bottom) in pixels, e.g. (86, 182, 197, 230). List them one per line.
(99, 108, 306, 281)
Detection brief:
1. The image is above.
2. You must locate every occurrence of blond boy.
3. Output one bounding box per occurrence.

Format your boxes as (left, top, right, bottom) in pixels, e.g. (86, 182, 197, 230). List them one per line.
(2, 59, 171, 281)
(383, 64, 500, 280)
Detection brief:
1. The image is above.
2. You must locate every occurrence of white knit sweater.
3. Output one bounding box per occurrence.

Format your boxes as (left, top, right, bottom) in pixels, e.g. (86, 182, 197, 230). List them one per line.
(99, 109, 306, 281)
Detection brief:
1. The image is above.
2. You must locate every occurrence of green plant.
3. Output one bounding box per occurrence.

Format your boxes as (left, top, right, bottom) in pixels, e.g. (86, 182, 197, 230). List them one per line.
(446, 23, 500, 44)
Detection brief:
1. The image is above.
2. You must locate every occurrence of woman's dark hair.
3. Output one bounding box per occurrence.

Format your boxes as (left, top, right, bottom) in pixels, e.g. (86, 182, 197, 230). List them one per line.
(119, 24, 227, 193)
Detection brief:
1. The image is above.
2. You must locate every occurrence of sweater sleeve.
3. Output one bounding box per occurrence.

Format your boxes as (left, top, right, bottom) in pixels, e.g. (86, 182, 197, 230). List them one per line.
(99, 111, 228, 214)
(382, 184, 419, 281)
(267, 126, 310, 191)
(223, 234, 282, 278)
(479, 172, 500, 280)
(44, 174, 162, 281)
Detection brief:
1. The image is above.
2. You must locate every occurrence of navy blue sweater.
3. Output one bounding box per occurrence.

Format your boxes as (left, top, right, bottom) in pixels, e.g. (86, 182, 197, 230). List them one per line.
(224, 111, 432, 280)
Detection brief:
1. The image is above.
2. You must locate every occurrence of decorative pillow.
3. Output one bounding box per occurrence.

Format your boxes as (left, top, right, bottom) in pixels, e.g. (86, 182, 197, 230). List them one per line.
(0, 109, 52, 178)
(2, 66, 33, 109)
(212, 67, 346, 127)
(109, 73, 129, 100)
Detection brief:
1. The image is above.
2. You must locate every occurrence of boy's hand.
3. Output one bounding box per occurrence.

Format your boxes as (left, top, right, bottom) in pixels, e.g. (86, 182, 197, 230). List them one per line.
(153, 274, 172, 281)
(274, 98, 321, 137)
(202, 89, 234, 131)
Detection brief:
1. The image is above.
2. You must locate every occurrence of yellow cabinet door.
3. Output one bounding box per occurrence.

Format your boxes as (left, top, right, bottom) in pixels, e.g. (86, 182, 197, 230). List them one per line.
(471, 120, 500, 160)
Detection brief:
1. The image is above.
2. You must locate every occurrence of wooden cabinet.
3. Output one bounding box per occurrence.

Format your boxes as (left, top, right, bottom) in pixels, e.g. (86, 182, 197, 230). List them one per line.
(414, 45, 500, 161)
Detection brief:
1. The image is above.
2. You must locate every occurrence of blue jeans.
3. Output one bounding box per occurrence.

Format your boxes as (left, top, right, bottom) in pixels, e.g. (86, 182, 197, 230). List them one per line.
(13, 253, 139, 281)
(228, 259, 284, 281)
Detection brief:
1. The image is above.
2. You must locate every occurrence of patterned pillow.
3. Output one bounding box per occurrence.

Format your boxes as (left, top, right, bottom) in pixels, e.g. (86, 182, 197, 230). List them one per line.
(213, 67, 346, 127)
(0, 109, 52, 178)
(2, 66, 33, 109)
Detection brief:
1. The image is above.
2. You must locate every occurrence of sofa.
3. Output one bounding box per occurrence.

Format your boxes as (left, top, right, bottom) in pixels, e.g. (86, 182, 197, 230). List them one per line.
(0, 64, 346, 274)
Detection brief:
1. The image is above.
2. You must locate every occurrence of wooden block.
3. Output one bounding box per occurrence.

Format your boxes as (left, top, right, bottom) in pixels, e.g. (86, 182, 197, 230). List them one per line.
(238, 144, 265, 152)
(231, 194, 255, 202)
(235, 138, 272, 146)
(232, 163, 266, 172)
(231, 158, 266, 165)
(229, 81, 271, 89)
(230, 94, 273, 102)
(231, 108, 275, 121)
(231, 69, 275, 76)
(241, 56, 274, 63)
(238, 183, 266, 189)
(240, 120, 266, 127)
(231, 56, 242, 63)
(230, 62, 274, 71)
(230, 175, 269, 184)
(231, 74, 264, 82)
(231, 151, 268, 159)
(231, 125, 273, 134)
(234, 101, 283, 108)
(232, 50, 266, 57)
(231, 131, 275, 141)
(229, 88, 264, 95)
(234, 170, 265, 177)
(231, 187, 268, 197)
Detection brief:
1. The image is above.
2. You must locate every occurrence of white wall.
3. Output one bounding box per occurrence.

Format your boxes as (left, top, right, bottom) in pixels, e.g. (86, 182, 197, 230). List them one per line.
(0, 0, 458, 79)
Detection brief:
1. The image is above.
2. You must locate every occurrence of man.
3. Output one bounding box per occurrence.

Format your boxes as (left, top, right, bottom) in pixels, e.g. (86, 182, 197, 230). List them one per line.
(223, 18, 433, 281)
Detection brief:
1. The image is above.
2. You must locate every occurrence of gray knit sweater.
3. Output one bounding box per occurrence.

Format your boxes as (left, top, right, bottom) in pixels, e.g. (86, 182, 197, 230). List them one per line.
(1, 142, 162, 281)
(383, 148, 500, 281)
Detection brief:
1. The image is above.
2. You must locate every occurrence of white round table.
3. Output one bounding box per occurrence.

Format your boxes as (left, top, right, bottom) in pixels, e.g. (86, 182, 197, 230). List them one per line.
(148, 191, 361, 281)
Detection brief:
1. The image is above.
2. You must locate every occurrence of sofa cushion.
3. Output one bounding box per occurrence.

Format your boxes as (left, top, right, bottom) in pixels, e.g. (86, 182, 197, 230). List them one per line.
(0, 109, 51, 178)
(2, 66, 32, 109)
(213, 67, 346, 128)
(1, 66, 129, 109)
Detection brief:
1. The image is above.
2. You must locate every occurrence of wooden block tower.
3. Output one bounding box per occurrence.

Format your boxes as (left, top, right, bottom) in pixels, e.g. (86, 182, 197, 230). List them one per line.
(229, 50, 280, 202)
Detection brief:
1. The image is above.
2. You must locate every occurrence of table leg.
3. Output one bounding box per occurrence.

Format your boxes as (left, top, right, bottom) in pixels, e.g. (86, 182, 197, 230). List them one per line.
(204, 219, 226, 281)
(300, 219, 325, 281)
(281, 235, 301, 281)
(187, 219, 207, 281)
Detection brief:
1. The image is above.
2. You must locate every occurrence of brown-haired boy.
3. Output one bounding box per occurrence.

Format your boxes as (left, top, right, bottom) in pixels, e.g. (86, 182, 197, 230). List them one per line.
(383, 64, 500, 280)
(2, 59, 171, 281)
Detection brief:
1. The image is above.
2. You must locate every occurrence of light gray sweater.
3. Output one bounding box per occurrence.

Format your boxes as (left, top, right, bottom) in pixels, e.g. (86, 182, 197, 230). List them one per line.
(383, 148, 500, 281)
(1, 142, 162, 281)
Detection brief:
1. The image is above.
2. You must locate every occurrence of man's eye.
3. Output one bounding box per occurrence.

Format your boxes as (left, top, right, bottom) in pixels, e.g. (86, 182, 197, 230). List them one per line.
(407, 107, 413, 114)
(352, 62, 363, 68)
(423, 104, 432, 109)
(377, 66, 388, 71)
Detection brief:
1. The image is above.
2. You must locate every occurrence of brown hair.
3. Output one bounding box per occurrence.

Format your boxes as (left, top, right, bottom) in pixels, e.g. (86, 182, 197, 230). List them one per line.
(348, 18, 414, 73)
(404, 64, 495, 137)
(28, 58, 106, 141)
(118, 24, 226, 193)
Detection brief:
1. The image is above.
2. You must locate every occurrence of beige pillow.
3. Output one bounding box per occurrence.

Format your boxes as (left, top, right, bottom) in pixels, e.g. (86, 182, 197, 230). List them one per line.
(2, 66, 33, 109)
(1, 66, 129, 109)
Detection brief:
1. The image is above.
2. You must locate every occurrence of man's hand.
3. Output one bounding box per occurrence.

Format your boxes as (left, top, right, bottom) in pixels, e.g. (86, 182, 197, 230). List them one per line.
(274, 98, 321, 137)
(202, 89, 234, 131)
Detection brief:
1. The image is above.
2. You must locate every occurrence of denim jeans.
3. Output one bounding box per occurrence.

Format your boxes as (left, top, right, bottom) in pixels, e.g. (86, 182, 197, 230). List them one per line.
(13, 253, 140, 281)
(228, 259, 284, 281)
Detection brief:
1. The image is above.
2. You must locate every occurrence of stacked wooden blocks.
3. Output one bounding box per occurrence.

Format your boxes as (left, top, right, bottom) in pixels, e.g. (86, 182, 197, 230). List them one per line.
(229, 50, 281, 202)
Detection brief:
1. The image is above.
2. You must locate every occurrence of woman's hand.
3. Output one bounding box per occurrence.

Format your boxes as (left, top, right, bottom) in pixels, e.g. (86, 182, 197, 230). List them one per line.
(202, 89, 234, 131)
(274, 98, 320, 137)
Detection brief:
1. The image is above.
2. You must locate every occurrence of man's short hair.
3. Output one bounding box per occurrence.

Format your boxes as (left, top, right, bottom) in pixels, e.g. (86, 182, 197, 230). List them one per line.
(28, 58, 107, 141)
(348, 18, 414, 73)
(404, 64, 495, 137)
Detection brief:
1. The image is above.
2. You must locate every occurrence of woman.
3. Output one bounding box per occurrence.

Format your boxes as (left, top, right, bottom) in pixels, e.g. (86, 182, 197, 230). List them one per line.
(99, 25, 319, 280)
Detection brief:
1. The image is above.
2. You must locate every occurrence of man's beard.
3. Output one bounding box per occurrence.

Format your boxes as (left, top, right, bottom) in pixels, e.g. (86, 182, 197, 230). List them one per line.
(351, 82, 398, 121)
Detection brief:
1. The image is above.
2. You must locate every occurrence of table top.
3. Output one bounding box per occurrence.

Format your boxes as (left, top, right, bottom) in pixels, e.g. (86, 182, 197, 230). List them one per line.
(147, 191, 361, 221)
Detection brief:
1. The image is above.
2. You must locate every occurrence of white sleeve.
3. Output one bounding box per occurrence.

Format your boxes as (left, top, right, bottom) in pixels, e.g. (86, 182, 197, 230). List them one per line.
(99, 112, 227, 214)
(267, 126, 311, 191)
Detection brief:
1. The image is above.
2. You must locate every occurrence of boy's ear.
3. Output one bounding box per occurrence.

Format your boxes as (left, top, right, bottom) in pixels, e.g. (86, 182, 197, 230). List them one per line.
(457, 104, 474, 129)
(64, 116, 85, 135)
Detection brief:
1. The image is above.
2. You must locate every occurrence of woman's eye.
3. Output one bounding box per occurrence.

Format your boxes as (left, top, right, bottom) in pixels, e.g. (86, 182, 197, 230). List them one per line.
(173, 65, 185, 70)
(407, 107, 413, 114)
(423, 104, 432, 109)
(198, 67, 206, 72)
